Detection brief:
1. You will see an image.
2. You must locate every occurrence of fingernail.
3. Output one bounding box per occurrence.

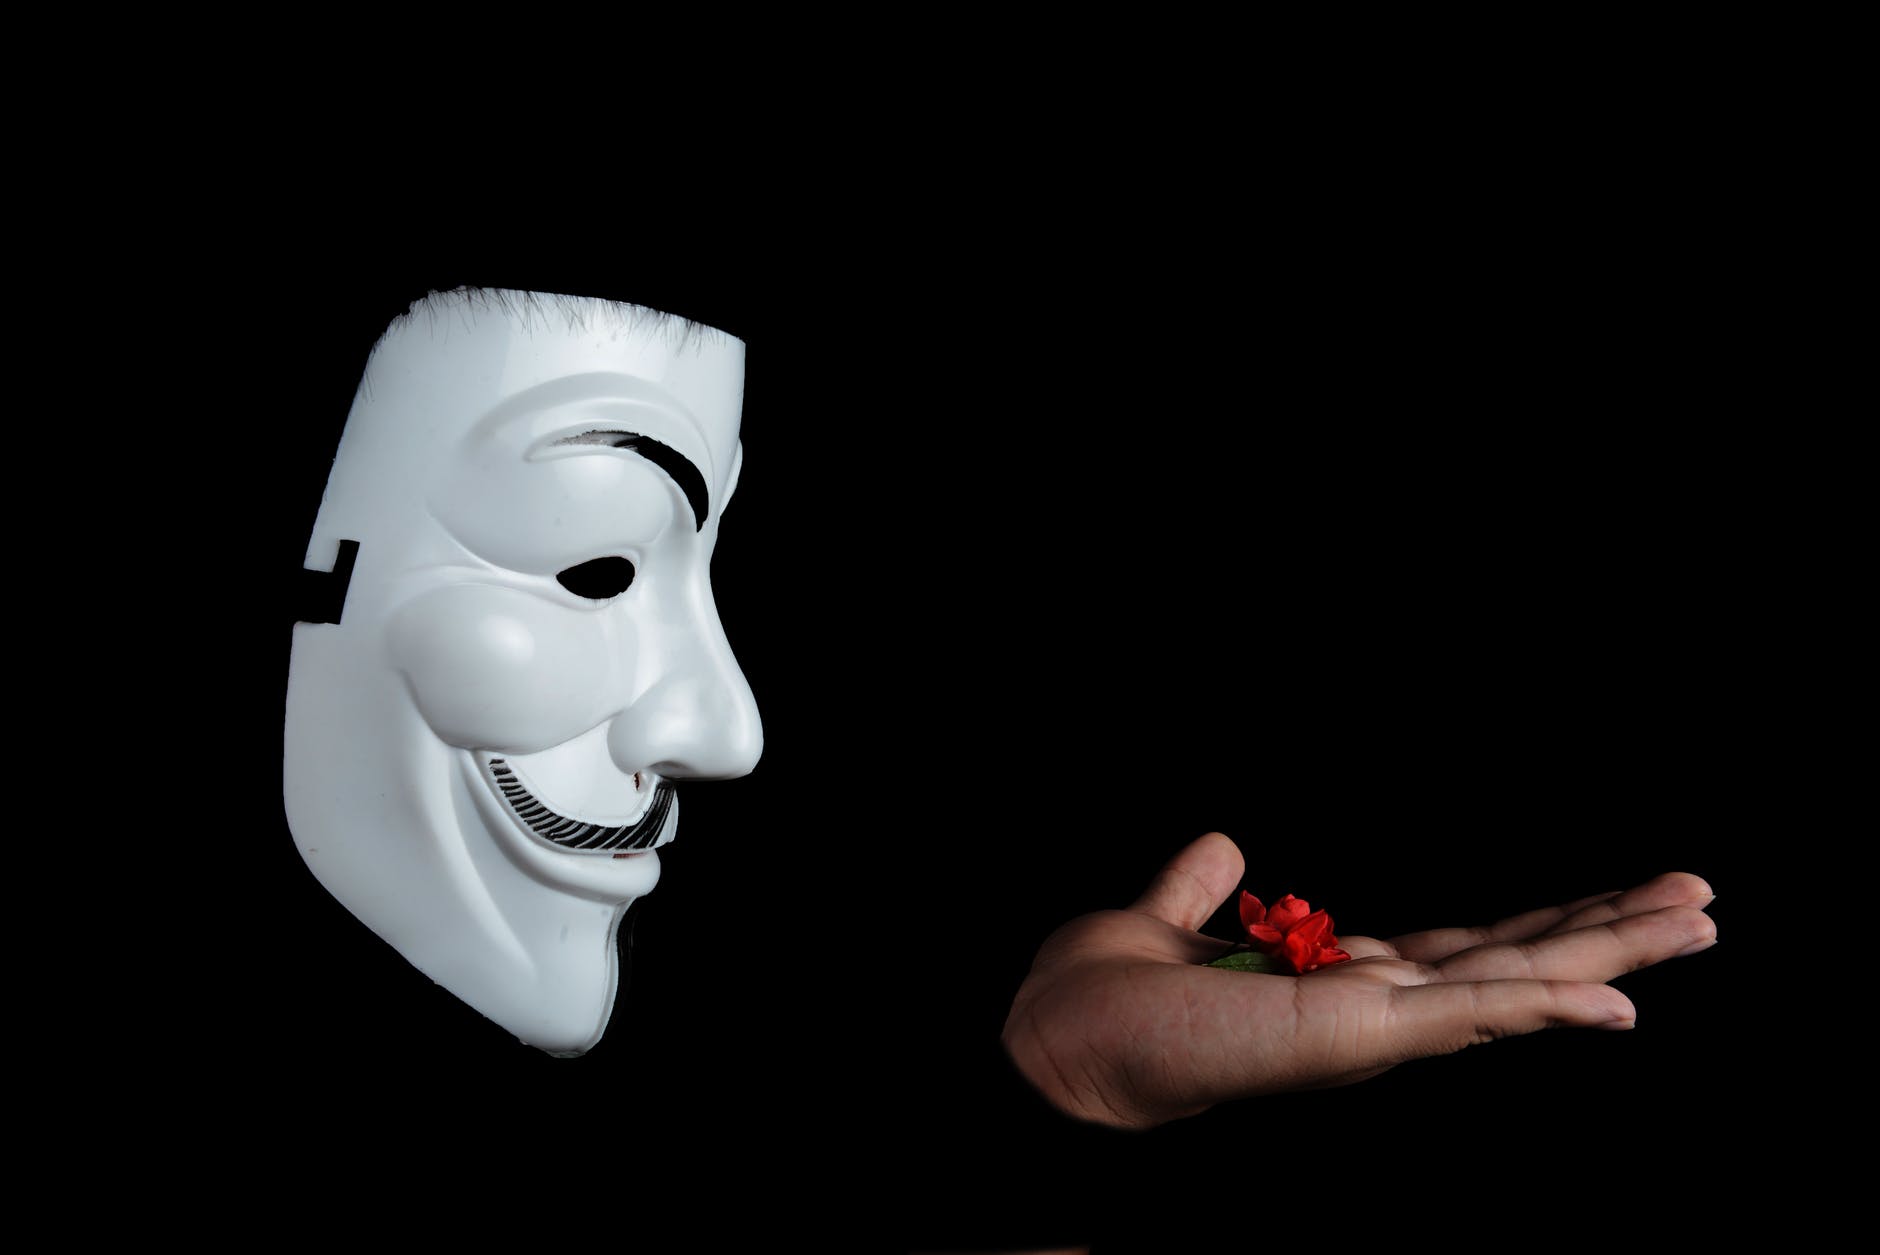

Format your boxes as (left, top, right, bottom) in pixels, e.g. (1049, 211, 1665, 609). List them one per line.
(1598, 1017, 1637, 1031)
(1677, 936, 1718, 958)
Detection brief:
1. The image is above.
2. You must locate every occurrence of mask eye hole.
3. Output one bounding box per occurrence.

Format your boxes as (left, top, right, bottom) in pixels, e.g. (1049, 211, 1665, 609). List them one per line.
(556, 556, 636, 601)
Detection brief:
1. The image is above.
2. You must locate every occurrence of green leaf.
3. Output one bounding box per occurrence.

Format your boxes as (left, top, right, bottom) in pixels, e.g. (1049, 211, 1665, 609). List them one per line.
(1206, 950, 1283, 974)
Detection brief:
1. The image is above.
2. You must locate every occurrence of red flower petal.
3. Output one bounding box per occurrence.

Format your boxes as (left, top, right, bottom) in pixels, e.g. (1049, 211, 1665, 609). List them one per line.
(1291, 909, 1333, 947)
(1239, 891, 1267, 930)
(1267, 895, 1311, 932)
(1247, 923, 1283, 945)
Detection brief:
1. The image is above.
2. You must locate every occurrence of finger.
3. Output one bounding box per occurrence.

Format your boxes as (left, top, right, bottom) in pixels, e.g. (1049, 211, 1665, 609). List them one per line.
(1383, 979, 1638, 1065)
(1129, 832, 1244, 932)
(1545, 872, 1714, 936)
(1426, 905, 1717, 985)
(1387, 899, 1617, 962)
(1388, 872, 1716, 963)
(1336, 934, 1398, 961)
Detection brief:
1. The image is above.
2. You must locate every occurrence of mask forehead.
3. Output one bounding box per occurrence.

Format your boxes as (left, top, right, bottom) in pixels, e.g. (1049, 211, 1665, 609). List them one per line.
(308, 290, 743, 572)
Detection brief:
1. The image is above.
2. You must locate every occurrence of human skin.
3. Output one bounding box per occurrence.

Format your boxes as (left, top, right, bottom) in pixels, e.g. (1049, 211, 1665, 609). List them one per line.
(1002, 832, 1717, 1131)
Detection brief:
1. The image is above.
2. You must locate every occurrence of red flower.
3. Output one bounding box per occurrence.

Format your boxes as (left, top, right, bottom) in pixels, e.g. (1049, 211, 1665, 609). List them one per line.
(1239, 892, 1353, 974)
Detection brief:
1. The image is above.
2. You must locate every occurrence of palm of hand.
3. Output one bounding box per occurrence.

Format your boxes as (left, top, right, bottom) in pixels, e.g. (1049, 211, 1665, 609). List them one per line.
(1003, 834, 1715, 1130)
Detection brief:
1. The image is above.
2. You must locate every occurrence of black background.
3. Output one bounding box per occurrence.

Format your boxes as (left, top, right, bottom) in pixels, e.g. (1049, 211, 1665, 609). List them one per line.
(107, 209, 1767, 1246)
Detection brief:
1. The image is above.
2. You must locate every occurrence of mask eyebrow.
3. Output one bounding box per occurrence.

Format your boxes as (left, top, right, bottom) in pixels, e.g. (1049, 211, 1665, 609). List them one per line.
(552, 429, 710, 532)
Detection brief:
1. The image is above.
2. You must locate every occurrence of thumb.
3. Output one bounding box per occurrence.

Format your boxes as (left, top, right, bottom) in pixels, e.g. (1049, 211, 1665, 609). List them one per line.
(1130, 832, 1245, 932)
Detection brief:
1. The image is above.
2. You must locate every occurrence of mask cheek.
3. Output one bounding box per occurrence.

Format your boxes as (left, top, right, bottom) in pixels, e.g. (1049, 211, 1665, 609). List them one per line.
(386, 583, 613, 752)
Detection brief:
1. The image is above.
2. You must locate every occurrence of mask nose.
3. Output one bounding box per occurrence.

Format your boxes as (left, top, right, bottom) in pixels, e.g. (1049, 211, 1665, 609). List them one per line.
(607, 594, 763, 782)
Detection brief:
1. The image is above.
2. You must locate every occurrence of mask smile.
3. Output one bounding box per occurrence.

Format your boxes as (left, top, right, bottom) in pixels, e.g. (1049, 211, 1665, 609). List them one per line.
(481, 755, 675, 855)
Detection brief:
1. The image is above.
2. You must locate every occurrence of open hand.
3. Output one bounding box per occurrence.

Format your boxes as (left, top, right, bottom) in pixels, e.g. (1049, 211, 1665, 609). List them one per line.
(1001, 832, 1716, 1130)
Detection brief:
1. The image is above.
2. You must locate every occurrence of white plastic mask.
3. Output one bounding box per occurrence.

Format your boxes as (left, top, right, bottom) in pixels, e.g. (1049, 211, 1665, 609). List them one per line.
(284, 289, 762, 1054)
